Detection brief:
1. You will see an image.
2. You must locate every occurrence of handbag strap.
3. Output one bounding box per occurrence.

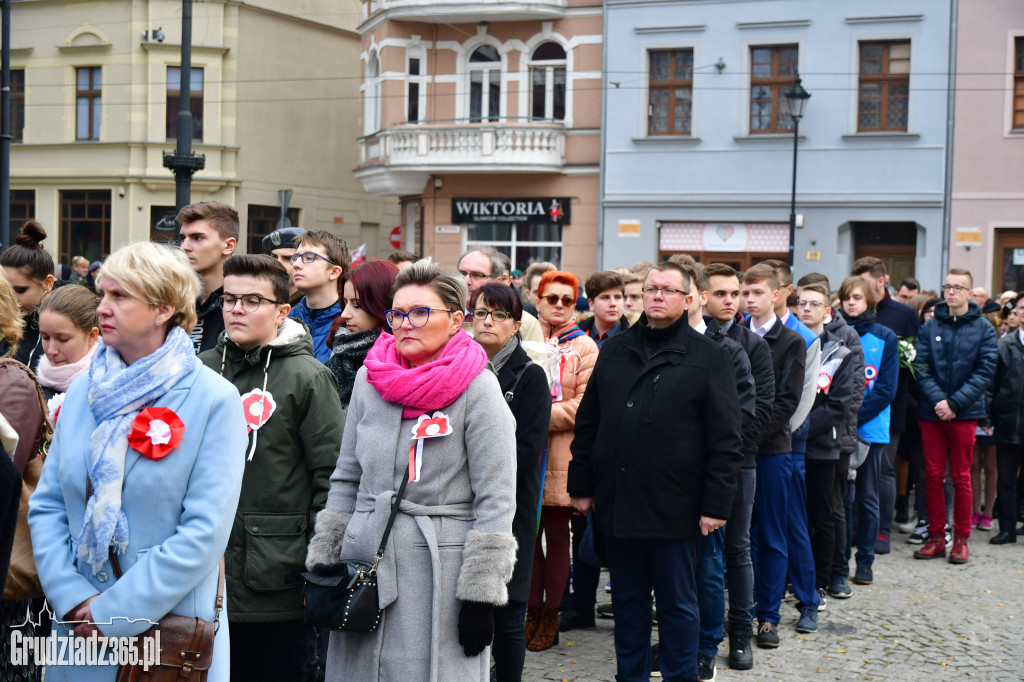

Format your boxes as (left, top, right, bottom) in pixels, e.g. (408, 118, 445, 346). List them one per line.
(86, 474, 225, 629)
(371, 465, 411, 573)
(503, 362, 532, 404)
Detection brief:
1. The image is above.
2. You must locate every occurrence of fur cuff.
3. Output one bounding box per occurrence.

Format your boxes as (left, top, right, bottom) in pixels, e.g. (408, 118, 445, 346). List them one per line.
(305, 509, 352, 570)
(455, 531, 517, 605)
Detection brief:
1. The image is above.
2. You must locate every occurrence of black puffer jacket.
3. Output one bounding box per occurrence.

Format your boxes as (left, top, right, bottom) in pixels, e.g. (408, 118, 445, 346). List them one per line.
(987, 330, 1024, 443)
(914, 301, 997, 422)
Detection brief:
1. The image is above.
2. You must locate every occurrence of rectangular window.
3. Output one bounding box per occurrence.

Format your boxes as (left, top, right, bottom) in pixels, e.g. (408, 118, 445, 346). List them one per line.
(648, 50, 693, 135)
(75, 67, 101, 140)
(11, 70, 24, 142)
(247, 204, 300, 256)
(750, 45, 798, 133)
(166, 66, 204, 141)
(60, 190, 111, 263)
(466, 222, 562, 270)
(530, 66, 566, 121)
(408, 58, 420, 123)
(470, 70, 501, 123)
(10, 190, 35, 227)
(1014, 37, 1024, 129)
(858, 41, 910, 132)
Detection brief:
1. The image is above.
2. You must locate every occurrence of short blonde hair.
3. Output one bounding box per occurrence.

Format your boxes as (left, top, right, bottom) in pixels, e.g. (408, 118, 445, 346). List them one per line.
(0, 273, 25, 354)
(393, 257, 468, 313)
(97, 242, 201, 332)
(71, 255, 89, 268)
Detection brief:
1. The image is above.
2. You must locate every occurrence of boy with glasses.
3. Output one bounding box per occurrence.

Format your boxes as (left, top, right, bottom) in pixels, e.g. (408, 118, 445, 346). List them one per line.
(912, 268, 998, 564)
(288, 230, 351, 363)
(199, 254, 344, 680)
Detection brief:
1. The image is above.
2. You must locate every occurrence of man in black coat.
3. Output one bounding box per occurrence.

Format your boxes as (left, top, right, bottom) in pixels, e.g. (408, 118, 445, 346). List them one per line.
(851, 257, 920, 552)
(700, 262, 774, 671)
(568, 261, 743, 682)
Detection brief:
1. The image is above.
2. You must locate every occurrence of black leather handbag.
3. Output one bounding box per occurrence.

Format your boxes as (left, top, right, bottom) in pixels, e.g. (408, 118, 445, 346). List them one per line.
(301, 469, 410, 633)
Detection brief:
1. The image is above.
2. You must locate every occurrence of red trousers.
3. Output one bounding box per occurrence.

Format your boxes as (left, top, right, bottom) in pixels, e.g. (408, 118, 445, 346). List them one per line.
(919, 419, 976, 539)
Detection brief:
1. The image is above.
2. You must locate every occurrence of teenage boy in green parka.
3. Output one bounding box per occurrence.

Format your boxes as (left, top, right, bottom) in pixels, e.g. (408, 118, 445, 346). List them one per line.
(199, 254, 344, 681)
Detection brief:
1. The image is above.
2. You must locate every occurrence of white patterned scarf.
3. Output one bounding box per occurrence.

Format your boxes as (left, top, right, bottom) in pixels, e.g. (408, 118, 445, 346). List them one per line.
(78, 326, 196, 575)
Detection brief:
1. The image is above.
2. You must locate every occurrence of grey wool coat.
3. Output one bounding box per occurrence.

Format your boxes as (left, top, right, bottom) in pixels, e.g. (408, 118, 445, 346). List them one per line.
(306, 365, 518, 682)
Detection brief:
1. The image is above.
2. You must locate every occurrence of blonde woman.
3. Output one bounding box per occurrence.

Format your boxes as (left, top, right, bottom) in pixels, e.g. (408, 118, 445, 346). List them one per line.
(29, 242, 246, 681)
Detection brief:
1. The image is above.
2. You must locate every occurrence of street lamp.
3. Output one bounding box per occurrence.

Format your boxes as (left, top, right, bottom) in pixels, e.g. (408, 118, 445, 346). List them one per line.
(784, 75, 810, 266)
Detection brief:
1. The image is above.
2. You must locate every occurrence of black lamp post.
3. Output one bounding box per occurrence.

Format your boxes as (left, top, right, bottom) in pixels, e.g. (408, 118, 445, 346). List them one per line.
(784, 75, 810, 266)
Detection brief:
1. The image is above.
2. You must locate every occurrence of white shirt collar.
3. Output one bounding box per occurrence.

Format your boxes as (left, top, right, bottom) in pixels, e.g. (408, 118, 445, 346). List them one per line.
(751, 313, 778, 336)
(693, 318, 707, 335)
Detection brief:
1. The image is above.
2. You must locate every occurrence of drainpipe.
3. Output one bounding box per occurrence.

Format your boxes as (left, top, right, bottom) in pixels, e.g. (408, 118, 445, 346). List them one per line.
(940, 0, 958, 278)
(596, 0, 608, 269)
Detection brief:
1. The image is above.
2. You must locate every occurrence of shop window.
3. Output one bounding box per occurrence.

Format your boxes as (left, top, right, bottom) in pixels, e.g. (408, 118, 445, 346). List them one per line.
(469, 45, 501, 123)
(248, 204, 300, 255)
(467, 222, 562, 270)
(76, 67, 101, 140)
(648, 50, 692, 135)
(530, 42, 566, 122)
(60, 190, 111, 264)
(858, 41, 910, 132)
(167, 66, 204, 141)
(11, 69, 24, 142)
(150, 205, 179, 244)
(750, 45, 798, 133)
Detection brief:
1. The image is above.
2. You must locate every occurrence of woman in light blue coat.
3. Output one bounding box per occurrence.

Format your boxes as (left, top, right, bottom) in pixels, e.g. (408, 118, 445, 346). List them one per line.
(28, 242, 246, 681)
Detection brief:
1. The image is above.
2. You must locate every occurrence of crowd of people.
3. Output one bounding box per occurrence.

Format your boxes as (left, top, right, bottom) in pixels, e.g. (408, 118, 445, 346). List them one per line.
(0, 202, 1020, 682)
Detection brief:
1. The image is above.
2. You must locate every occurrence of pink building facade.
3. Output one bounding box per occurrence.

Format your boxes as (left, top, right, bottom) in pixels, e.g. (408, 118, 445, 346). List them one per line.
(950, 1, 1024, 295)
(353, 0, 603, 276)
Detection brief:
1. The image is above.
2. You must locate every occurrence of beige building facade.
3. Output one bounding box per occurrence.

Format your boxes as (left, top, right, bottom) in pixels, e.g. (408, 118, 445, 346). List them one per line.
(353, 0, 602, 276)
(7, 0, 400, 265)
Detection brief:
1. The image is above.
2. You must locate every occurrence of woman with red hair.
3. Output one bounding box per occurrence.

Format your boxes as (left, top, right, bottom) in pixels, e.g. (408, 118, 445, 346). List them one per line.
(526, 271, 598, 651)
(326, 260, 400, 411)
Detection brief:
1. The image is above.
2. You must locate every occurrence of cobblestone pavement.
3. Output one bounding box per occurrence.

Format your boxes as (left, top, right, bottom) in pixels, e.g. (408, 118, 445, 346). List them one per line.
(522, 527, 1024, 681)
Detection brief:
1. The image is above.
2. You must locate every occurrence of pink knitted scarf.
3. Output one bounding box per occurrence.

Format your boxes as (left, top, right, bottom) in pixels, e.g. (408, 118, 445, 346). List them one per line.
(364, 329, 487, 418)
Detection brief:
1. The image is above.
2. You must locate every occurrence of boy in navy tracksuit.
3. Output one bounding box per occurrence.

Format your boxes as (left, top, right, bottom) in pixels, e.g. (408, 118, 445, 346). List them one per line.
(837, 277, 898, 586)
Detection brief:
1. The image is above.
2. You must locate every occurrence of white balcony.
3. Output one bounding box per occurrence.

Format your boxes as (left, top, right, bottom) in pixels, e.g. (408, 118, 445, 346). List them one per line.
(355, 123, 565, 195)
(361, 0, 566, 25)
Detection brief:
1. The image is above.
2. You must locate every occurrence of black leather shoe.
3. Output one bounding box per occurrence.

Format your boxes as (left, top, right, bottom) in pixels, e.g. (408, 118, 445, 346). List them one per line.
(990, 530, 1017, 545)
(1017, 526, 1024, 536)
(558, 610, 596, 632)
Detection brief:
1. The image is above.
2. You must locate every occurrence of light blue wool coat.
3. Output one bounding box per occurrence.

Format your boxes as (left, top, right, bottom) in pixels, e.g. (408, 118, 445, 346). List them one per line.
(28, 363, 246, 682)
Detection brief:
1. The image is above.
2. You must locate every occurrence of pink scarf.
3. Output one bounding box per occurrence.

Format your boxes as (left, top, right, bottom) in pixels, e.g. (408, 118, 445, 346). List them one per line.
(364, 329, 487, 418)
(35, 342, 98, 392)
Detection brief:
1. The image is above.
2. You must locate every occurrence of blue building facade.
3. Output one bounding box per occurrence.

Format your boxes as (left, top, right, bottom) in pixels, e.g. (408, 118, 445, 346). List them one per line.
(600, 0, 953, 286)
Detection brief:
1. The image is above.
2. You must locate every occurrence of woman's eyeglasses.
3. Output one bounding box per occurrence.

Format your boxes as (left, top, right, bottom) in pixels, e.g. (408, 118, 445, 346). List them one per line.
(472, 308, 512, 322)
(219, 294, 286, 313)
(384, 307, 455, 329)
(541, 295, 576, 307)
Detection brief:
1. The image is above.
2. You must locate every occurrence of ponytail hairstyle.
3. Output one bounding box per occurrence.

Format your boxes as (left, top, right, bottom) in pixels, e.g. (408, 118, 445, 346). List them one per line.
(1, 221, 55, 282)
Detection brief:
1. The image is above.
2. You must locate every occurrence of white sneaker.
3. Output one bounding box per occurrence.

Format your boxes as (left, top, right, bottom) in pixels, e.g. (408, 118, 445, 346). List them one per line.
(897, 517, 918, 534)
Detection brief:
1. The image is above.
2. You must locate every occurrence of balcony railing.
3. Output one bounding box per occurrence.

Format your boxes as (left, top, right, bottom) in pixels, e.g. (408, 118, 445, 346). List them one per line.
(356, 123, 565, 195)
(361, 0, 566, 24)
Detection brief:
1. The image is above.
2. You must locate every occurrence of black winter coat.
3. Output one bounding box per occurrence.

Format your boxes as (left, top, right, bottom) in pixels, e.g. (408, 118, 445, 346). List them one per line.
(748, 317, 806, 455)
(806, 331, 856, 461)
(707, 317, 773, 465)
(915, 301, 997, 422)
(825, 312, 865, 456)
(875, 293, 921, 433)
(987, 330, 1024, 443)
(567, 315, 743, 539)
(496, 343, 551, 601)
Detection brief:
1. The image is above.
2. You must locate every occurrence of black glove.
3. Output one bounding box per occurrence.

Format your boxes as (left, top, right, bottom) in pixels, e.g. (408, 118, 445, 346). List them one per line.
(457, 600, 494, 657)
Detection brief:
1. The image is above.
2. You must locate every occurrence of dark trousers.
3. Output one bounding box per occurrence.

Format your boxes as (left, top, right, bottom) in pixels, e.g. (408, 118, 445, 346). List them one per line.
(696, 526, 724, 656)
(831, 453, 850, 581)
(230, 619, 307, 682)
(751, 452, 818, 624)
(851, 442, 883, 568)
(606, 535, 699, 682)
(805, 458, 838, 589)
(877, 435, 902, 536)
(996, 444, 1024, 534)
(569, 514, 600, 615)
(492, 599, 526, 682)
(724, 466, 756, 635)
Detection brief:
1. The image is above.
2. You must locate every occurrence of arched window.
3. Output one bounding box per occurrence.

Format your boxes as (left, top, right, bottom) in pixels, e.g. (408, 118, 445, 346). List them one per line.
(365, 51, 381, 134)
(530, 42, 566, 121)
(469, 45, 501, 122)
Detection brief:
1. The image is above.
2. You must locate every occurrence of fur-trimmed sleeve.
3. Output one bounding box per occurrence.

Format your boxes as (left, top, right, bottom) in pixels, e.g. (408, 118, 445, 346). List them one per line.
(455, 530, 517, 605)
(305, 509, 352, 570)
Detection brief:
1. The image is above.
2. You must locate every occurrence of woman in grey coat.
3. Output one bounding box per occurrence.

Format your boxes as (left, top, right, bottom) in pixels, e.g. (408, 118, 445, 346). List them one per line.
(306, 258, 518, 682)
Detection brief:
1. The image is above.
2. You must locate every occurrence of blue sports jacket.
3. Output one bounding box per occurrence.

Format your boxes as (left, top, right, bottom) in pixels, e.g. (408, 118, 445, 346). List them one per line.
(289, 298, 342, 364)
